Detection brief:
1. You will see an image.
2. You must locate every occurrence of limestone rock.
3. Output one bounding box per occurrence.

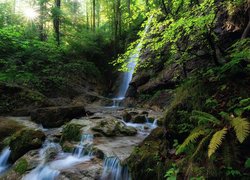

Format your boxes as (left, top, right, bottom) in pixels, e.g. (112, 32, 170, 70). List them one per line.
(30, 105, 86, 128)
(9, 129, 45, 163)
(92, 117, 137, 137)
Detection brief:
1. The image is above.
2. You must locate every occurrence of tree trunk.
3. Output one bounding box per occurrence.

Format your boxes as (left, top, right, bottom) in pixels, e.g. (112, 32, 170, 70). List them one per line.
(53, 0, 61, 46)
(241, 10, 250, 39)
(93, 0, 96, 31)
(39, 0, 46, 41)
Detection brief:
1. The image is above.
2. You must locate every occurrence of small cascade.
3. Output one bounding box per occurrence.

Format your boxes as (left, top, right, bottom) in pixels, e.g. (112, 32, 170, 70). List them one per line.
(101, 156, 130, 180)
(73, 134, 94, 158)
(0, 147, 11, 174)
(152, 119, 158, 128)
(112, 97, 124, 108)
(24, 134, 94, 180)
(23, 141, 61, 180)
(115, 15, 153, 101)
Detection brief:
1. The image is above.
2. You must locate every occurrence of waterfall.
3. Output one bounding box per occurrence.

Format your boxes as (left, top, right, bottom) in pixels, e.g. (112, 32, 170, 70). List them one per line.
(73, 134, 94, 158)
(22, 141, 61, 180)
(115, 15, 153, 101)
(101, 156, 130, 180)
(0, 147, 11, 174)
(24, 134, 94, 180)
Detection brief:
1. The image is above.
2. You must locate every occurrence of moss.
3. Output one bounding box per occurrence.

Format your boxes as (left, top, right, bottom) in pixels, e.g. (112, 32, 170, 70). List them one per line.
(61, 123, 83, 142)
(14, 158, 28, 174)
(126, 127, 168, 180)
(9, 128, 45, 163)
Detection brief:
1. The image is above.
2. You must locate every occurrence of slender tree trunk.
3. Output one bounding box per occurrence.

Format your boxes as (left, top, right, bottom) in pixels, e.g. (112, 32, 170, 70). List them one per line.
(53, 0, 61, 46)
(96, 0, 100, 28)
(93, 0, 96, 31)
(86, 1, 89, 29)
(241, 10, 250, 39)
(39, 0, 46, 41)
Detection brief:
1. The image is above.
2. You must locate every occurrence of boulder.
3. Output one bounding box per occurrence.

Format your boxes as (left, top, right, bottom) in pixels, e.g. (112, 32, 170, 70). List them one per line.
(126, 127, 168, 180)
(92, 117, 137, 137)
(132, 115, 146, 123)
(9, 129, 45, 163)
(61, 123, 84, 142)
(0, 118, 24, 150)
(122, 111, 132, 122)
(30, 105, 86, 128)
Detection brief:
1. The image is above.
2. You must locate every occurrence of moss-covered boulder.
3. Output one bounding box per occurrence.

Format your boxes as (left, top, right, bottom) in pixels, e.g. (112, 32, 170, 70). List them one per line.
(132, 115, 146, 123)
(92, 117, 137, 137)
(0, 118, 24, 150)
(61, 123, 84, 142)
(9, 129, 45, 163)
(122, 111, 132, 122)
(0, 82, 51, 116)
(30, 105, 86, 128)
(126, 127, 168, 180)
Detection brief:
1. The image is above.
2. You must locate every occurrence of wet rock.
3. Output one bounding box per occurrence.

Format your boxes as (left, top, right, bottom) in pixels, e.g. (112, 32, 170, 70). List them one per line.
(9, 129, 45, 163)
(61, 123, 84, 142)
(132, 115, 146, 123)
(92, 117, 137, 137)
(59, 158, 103, 180)
(126, 127, 168, 180)
(0, 118, 24, 150)
(1, 150, 41, 179)
(30, 105, 86, 128)
(122, 111, 132, 122)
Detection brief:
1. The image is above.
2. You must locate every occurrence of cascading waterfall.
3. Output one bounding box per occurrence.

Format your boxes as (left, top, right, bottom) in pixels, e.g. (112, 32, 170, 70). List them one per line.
(113, 15, 153, 106)
(0, 147, 11, 174)
(22, 141, 61, 180)
(101, 156, 130, 180)
(73, 134, 94, 158)
(23, 134, 94, 180)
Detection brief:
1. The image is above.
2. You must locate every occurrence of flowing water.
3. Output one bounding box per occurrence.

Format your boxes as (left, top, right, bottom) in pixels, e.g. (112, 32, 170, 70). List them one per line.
(23, 134, 94, 180)
(0, 147, 11, 175)
(101, 156, 130, 180)
(115, 15, 153, 102)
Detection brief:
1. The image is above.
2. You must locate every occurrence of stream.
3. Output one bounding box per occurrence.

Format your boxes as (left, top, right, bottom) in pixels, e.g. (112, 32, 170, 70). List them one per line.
(0, 15, 156, 180)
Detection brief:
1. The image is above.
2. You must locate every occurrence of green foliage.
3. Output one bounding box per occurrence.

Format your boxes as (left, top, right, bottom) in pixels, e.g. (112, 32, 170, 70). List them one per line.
(14, 158, 28, 174)
(224, 167, 242, 177)
(164, 164, 179, 180)
(244, 158, 250, 168)
(208, 127, 227, 158)
(61, 123, 83, 142)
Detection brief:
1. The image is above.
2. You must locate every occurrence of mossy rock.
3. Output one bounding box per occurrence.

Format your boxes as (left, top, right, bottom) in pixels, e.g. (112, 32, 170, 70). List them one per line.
(14, 158, 28, 175)
(61, 141, 75, 153)
(9, 129, 45, 163)
(61, 123, 84, 142)
(132, 115, 146, 123)
(126, 127, 168, 180)
(92, 117, 137, 137)
(0, 118, 24, 150)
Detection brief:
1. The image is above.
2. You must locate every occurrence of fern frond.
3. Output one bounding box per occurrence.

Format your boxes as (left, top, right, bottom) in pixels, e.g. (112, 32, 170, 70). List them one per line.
(176, 128, 206, 154)
(208, 127, 228, 158)
(230, 117, 250, 143)
(191, 110, 220, 125)
(191, 132, 213, 160)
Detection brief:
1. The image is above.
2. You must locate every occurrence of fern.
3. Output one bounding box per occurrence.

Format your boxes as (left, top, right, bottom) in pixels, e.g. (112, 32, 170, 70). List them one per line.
(191, 132, 213, 160)
(190, 111, 220, 125)
(230, 117, 250, 143)
(176, 128, 206, 154)
(208, 127, 228, 158)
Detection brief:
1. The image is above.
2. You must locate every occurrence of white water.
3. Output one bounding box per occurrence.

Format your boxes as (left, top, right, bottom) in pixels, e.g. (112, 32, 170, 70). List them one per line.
(0, 147, 11, 175)
(23, 134, 94, 180)
(101, 156, 130, 180)
(115, 15, 153, 102)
